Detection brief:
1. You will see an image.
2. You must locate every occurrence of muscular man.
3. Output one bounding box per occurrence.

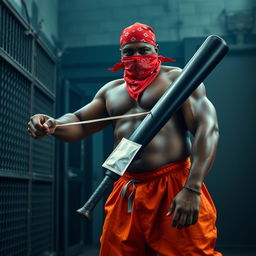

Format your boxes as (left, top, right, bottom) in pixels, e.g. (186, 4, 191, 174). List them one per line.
(28, 23, 221, 256)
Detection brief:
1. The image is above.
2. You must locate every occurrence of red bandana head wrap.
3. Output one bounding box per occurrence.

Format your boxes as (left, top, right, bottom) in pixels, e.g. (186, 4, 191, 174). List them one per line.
(120, 22, 156, 47)
(108, 22, 176, 101)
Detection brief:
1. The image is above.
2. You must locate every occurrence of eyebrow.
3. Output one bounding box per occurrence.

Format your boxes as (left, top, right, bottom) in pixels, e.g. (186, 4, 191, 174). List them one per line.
(122, 46, 151, 51)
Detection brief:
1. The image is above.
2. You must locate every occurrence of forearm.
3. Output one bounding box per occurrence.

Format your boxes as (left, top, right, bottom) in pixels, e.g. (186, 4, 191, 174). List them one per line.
(53, 113, 86, 142)
(185, 126, 219, 191)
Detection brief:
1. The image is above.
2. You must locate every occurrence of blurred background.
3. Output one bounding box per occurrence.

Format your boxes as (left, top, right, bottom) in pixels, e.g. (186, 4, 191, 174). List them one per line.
(0, 0, 255, 255)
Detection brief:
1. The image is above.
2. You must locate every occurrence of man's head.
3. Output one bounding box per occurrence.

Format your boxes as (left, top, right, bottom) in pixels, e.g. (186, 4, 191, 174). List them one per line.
(108, 22, 174, 100)
(119, 22, 159, 57)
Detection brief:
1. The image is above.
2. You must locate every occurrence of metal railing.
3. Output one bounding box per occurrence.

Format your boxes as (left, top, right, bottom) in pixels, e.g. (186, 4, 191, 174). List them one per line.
(0, 1, 56, 255)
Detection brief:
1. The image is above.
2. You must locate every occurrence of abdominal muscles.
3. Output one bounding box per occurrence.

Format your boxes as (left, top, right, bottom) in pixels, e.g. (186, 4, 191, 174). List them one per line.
(113, 114, 191, 173)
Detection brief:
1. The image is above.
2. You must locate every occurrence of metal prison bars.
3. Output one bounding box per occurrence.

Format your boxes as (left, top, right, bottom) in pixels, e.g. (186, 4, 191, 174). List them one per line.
(0, 1, 56, 256)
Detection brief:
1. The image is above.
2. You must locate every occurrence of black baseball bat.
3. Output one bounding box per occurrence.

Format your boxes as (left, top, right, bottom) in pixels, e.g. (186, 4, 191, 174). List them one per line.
(76, 35, 229, 219)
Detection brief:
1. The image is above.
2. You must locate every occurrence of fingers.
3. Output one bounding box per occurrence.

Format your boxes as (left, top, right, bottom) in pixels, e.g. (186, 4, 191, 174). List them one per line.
(168, 199, 200, 229)
(34, 115, 47, 132)
(167, 199, 183, 228)
(171, 209, 197, 229)
(171, 207, 180, 228)
(185, 212, 194, 227)
(27, 114, 54, 139)
(168, 189, 201, 229)
(44, 118, 56, 134)
(166, 200, 175, 216)
(192, 210, 199, 225)
(177, 213, 187, 229)
(28, 121, 36, 136)
(28, 121, 40, 138)
(172, 209, 188, 229)
(169, 201, 193, 229)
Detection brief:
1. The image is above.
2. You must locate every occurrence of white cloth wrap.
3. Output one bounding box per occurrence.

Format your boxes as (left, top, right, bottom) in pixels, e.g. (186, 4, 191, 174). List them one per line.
(102, 138, 142, 176)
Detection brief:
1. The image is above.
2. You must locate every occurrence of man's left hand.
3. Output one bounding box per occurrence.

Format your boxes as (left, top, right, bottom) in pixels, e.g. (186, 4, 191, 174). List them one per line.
(166, 188, 200, 229)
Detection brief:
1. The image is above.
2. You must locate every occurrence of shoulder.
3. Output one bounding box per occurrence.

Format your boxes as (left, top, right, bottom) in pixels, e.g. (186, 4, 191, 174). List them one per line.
(164, 66, 207, 99)
(94, 78, 124, 99)
(161, 66, 192, 89)
(161, 66, 217, 119)
(161, 65, 182, 80)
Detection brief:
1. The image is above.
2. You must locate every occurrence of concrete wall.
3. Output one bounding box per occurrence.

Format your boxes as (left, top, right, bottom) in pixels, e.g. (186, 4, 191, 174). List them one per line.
(9, 0, 59, 48)
(59, 0, 256, 47)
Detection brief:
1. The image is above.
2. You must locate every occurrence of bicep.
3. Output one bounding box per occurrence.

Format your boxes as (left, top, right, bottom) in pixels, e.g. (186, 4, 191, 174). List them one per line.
(73, 96, 111, 136)
(181, 84, 218, 136)
(74, 97, 109, 121)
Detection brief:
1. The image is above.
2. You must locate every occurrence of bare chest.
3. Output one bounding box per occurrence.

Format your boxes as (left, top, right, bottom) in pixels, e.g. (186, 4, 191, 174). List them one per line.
(105, 72, 172, 116)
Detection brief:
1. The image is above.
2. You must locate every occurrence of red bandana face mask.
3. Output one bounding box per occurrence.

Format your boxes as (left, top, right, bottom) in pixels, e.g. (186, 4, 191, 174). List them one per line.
(123, 53, 159, 81)
(109, 54, 175, 100)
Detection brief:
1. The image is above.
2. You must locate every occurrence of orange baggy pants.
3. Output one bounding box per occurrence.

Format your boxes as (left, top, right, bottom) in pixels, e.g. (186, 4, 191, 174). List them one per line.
(100, 158, 222, 256)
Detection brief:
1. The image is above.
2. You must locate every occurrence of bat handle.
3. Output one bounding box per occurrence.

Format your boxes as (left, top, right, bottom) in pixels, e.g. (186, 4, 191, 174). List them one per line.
(76, 172, 119, 220)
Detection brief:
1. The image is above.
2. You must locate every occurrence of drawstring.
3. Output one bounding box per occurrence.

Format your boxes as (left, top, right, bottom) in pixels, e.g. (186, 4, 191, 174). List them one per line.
(121, 179, 141, 213)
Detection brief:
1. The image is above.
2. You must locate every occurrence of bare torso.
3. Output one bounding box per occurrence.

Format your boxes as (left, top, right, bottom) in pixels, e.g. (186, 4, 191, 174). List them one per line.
(104, 66, 191, 173)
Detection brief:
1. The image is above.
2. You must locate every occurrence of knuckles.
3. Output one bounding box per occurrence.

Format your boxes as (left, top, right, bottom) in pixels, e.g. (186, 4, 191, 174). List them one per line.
(176, 206, 198, 214)
(34, 123, 42, 129)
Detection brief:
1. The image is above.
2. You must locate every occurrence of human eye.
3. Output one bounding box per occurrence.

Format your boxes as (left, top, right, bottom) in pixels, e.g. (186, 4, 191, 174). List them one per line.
(139, 47, 150, 55)
(123, 48, 133, 56)
(139, 48, 146, 54)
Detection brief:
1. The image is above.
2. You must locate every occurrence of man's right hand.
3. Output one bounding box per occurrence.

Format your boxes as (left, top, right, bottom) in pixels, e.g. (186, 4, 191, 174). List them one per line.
(28, 114, 56, 139)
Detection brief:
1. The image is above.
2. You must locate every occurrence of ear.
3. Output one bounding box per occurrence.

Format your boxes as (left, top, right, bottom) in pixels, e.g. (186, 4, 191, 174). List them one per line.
(155, 44, 160, 54)
(119, 48, 123, 57)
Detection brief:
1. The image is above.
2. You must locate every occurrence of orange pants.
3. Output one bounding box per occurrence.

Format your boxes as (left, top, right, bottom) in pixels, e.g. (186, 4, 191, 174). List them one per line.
(100, 158, 222, 256)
